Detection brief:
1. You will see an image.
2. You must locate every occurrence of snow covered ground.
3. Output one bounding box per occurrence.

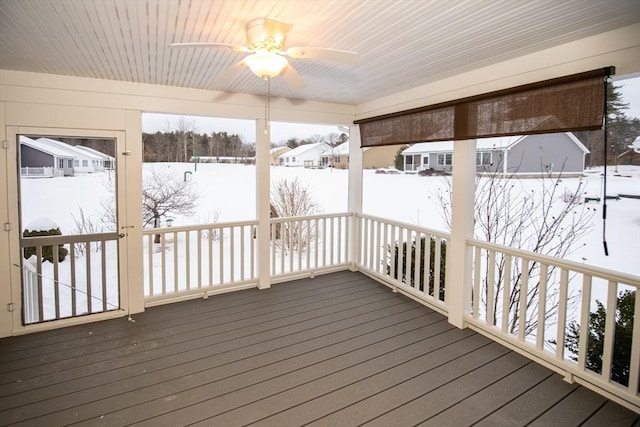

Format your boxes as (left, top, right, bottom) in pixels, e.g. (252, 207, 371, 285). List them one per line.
(20, 163, 640, 277)
(17, 162, 639, 321)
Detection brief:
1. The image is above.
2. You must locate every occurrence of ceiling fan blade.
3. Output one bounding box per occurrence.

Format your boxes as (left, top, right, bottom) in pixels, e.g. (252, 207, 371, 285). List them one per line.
(170, 42, 251, 53)
(214, 60, 249, 87)
(285, 47, 360, 65)
(281, 64, 306, 90)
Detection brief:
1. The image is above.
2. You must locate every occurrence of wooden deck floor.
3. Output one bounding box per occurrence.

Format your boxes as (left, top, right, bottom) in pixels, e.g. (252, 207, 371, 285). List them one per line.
(0, 271, 638, 426)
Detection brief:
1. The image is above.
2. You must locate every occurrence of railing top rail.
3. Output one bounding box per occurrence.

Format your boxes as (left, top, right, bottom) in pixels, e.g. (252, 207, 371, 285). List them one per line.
(142, 219, 258, 234)
(20, 232, 120, 246)
(270, 212, 352, 223)
(358, 213, 451, 240)
(468, 238, 640, 287)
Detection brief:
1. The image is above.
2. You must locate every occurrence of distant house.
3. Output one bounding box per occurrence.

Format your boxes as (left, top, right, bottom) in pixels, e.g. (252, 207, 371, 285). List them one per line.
(270, 146, 291, 166)
(320, 142, 399, 169)
(74, 145, 115, 170)
(279, 142, 330, 167)
(36, 138, 104, 173)
(20, 136, 74, 177)
(402, 133, 589, 176)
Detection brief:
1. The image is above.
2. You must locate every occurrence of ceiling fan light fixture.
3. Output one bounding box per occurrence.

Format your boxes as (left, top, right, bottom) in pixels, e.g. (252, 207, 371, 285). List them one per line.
(244, 50, 288, 78)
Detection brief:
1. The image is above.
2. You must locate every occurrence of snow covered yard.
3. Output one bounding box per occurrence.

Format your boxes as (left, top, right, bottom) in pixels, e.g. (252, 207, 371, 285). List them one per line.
(20, 163, 640, 277)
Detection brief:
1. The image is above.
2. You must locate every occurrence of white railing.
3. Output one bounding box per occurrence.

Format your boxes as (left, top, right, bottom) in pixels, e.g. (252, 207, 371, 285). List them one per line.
(19, 233, 120, 324)
(270, 213, 351, 281)
(467, 238, 640, 411)
(357, 214, 449, 314)
(143, 221, 258, 304)
(143, 213, 353, 304)
(20, 166, 63, 178)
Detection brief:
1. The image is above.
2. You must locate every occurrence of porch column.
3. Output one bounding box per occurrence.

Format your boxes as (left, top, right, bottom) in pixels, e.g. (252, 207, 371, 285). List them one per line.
(446, 139, 476, 328)
(347, 125, 363, 271)
(256, 119, 271, 289)
(0, 101, 11, 337)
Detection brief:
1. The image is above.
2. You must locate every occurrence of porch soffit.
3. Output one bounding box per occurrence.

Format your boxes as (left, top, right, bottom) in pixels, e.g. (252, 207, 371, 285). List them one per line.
(1, 0, 638, 109)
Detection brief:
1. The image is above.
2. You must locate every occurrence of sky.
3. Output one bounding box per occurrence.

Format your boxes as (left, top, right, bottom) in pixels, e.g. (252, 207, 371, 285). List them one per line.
(142, 76, 640, 144)
(141, 114, 344, 144)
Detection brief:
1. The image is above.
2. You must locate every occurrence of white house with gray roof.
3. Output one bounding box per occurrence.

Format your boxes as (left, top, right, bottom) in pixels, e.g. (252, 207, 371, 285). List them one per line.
(402, 133, 589, 176)
(279, 142, 331, 168)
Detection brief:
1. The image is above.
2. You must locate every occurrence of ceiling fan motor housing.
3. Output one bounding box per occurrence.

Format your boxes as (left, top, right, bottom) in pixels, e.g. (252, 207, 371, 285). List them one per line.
(245, 18, 292, 51)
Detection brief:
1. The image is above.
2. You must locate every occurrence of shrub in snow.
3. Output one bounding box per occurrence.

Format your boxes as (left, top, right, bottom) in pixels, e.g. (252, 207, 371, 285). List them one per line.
(23, 227, 69, 263)
(387, 237, 446, 301)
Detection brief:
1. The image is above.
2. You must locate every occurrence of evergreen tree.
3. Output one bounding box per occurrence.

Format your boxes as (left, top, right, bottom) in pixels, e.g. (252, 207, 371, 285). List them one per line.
(564, 290, 636, 387)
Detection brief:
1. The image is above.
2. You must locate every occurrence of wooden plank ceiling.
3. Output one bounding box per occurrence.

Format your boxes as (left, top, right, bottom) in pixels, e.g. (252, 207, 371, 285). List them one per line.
(0, 0, 638, 105)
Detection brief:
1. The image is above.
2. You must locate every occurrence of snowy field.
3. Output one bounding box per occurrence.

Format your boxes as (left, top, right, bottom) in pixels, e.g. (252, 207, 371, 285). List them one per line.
(21, 162, 640, 278)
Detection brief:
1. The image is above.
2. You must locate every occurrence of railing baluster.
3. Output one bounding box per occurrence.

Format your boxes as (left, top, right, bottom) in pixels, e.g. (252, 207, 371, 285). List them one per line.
(250, 223, 255, 279)
(434, 236, 441, 300)
(306, 220, 311, 269)
(363, 217, 370, 270)
(628, 289, 640, 394)
(601, 280, 618, 383)
(577, 275, 592, 371)
(70, 243, 77, 317)
(197, 229, 202, 288)
(208, 227, 213, 286)
(414, 232, 422, 293)
(161, 232, 166, 296)
(53, 243, 60, 319)
(404, 228, 412, 287)
(314, 218, 319, 269)
(536, 263, 548, 351)
(337, 216, 343, 265)
(472, 245, 481, 318)
(173, 231, 178, 293)
(398, 226, 405, 285)
(147, 234, 153, 296)
(240, 226, 245, 281)
(518, 258, 529, 342)
(101, 240, 107, 312)
(185, 231, 191, 290)
(36, 246, 43, 322)
(86, 248, 92, 313)
(230, 226, 235, 283)
(219, 226, 224, 284)
(556, 268, 569, 360)
(487, 250, 495, 325)
(389, 225, 396, 281)
(297, 220, 302, 270)
(501, 255, 512, 333)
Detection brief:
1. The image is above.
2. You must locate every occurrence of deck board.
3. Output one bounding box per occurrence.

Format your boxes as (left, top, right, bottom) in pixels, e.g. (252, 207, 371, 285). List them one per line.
(0, 271, 637, 426)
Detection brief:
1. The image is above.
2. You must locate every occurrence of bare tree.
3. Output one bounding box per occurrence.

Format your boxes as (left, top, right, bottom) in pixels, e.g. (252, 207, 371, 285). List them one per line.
(175, 117, 197, 163)
(142, 168, 199, 242)
(271, 178, 320, 251)
(436, 166, 595, 336)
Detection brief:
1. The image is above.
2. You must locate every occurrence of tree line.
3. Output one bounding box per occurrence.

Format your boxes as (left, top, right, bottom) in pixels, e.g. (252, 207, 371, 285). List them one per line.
(575, 82, 640, 167)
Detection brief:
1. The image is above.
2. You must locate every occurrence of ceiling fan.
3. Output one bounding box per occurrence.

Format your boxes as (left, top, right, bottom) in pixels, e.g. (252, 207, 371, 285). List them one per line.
(171, 17, 360, 90)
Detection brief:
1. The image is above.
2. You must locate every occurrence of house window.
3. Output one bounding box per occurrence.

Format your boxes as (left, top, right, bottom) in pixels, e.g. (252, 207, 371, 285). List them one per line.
(67, 159, 73, 168)
(292, 157, 296, 162)
(422, 155, 429, 166)
(82, 160, 88, 167)
(437, 153, 452, 166)
(334, 156, 340, 163)
(58, 158, 64, 168)
(74, 159, 79, 167)
(476, 152, 492, 165)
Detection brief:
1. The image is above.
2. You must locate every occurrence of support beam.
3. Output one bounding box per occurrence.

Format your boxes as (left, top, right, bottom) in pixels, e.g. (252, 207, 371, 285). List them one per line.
(446, 139, 476, 328)
(348, 125, 363, 271)
(256, 119, 271, 289)
(123, 110, 145, 314)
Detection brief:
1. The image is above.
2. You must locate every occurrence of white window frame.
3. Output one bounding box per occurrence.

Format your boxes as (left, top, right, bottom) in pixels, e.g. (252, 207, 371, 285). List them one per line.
(476, 152, 492, 166)
(437, 153, 452, 166)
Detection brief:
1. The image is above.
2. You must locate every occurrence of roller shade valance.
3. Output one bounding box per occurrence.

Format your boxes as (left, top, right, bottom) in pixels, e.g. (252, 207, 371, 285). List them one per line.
(356, 67, 614, 147)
